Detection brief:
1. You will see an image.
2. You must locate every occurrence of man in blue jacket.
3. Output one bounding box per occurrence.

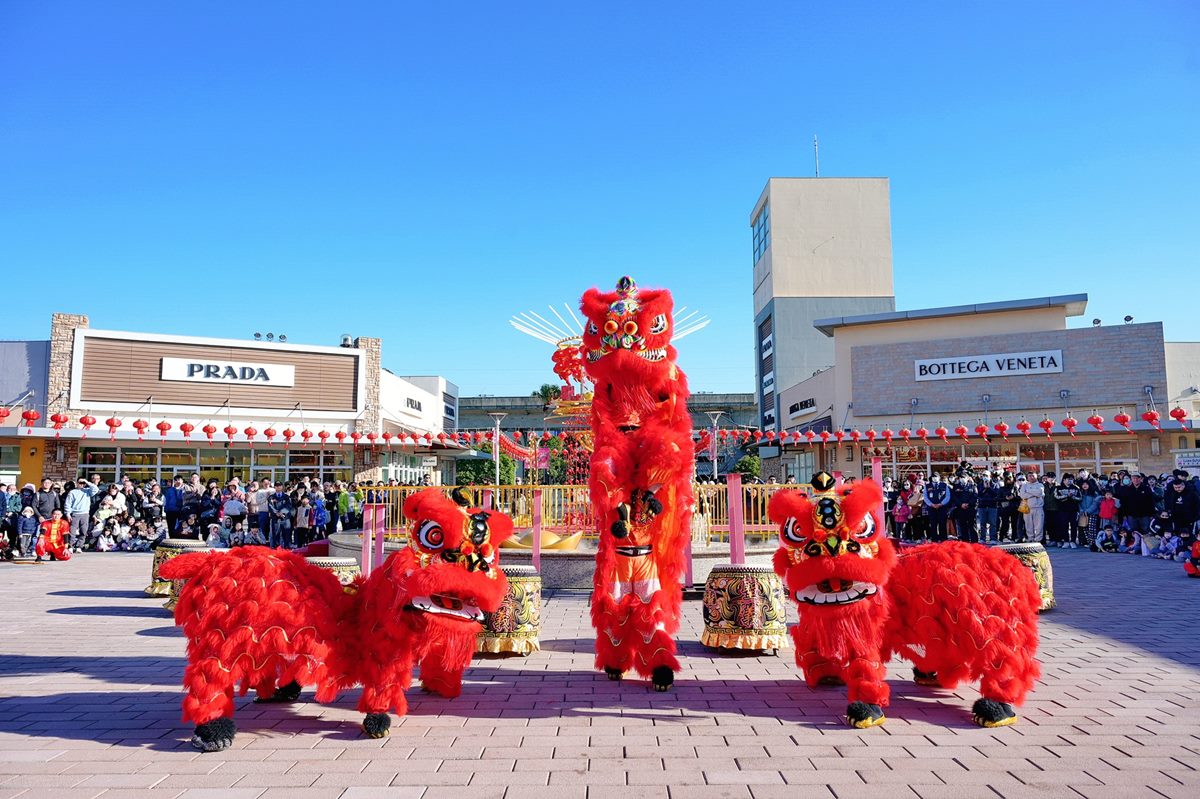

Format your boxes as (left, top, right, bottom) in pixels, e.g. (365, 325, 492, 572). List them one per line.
(164, 475, 186, 536)
(923, 473, 952, 542)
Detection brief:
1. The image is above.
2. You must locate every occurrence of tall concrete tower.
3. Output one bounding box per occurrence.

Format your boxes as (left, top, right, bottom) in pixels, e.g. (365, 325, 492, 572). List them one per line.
(750, 178, 896, 430)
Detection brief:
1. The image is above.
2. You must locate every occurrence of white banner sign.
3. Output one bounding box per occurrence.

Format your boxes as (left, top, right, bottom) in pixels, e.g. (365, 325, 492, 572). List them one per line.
(914, 350, 1063, 382)
(161, 357, 295, 387)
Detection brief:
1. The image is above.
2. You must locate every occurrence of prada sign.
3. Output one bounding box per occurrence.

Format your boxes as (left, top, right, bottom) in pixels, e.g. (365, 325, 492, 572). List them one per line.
(161, 357, 295, 387)
(914, 349, 1063, 382)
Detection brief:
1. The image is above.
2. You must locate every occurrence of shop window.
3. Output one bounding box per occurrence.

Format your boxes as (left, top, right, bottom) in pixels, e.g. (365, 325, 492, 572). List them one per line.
(289, 451, 319, 468)
(160, 448, 198, 467)
(255, 452, 285, 467)
(0, 445, 20, 470)
(79, 448, 118, 466)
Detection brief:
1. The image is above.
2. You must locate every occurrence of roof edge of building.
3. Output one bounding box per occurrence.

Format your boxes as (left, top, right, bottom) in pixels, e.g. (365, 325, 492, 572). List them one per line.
(812, 293, 1089, 336)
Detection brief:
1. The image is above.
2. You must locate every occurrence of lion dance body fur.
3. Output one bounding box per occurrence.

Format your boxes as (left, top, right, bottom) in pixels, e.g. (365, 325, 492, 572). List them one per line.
(581, 276, 693, 691)
(768, 473, 1041, 728)
(159, 487, 513, 751)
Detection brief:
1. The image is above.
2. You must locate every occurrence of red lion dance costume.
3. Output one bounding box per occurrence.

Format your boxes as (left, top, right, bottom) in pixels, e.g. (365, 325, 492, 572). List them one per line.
(160, 487, 513, 751)
(582, 276, 693, 691)
(768, 473, 1041, 728)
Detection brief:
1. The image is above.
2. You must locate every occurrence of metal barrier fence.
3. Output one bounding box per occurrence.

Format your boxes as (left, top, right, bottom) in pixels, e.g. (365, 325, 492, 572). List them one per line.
(360, 482, 811, 546)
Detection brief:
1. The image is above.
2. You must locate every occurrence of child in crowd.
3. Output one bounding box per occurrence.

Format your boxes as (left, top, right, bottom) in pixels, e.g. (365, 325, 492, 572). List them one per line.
(205, 523, 226, 548)
(17, 506, 40, 558)
(1117, 528, 1142, 555)
(177, 512, 200, 540)
(128, 521, 155, 552)
(96, 527, 116, 551)
(1097, 490, 1120, 541)
(1094, 525, 1119, 553)
(294, 495, 313, 548)
(242, 521, 266, 547)
(1148, 530, 1185, 561)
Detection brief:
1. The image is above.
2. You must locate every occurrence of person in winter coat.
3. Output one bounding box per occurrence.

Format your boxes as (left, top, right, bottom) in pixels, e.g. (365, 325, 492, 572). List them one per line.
(975, 474, 1001, 544)
(950, 477, 979, 543)
(997, 475, 1022, 541)
(268, 486, 295, 549)
(1053, 476, 1083, 548)
(1079, 484, 1102, 549)
(1117, 473, 1156, 534)
(923, 474, 952, 542)
(164, 475, 186, 535)
(16, 507, 41, 558)
(1164, 478, 1199, 540)
(1017, 472, 1046, 543)
(34, 478, 61, 521)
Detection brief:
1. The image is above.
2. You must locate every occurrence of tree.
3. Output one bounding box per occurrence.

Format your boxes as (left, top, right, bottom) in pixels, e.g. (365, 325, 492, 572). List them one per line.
(532, 384, 561, 405)
(455, 444, 516, 485)
(731, 454, 761, 479)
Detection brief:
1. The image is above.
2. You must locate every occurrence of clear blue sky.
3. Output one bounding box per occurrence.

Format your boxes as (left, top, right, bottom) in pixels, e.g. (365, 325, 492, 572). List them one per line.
(2, 2, 1197, 396)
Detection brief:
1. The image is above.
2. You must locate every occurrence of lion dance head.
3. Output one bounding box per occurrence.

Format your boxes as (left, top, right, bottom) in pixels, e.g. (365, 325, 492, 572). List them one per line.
(397, 487, 515, 625)
(767, 473, 896, 611)
(580, 275, 677, 384)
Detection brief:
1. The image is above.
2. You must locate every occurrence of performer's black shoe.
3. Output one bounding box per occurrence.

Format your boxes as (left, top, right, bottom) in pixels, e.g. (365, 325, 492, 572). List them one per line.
(912, 668, 939, 686)
(651, 666, 674, 692)
(254, 680, 301, 703)
(191, 717, 236, 752)
(846, 702, 885, 728)
(362, 712, 391, 738)
(604, 666, 624, 681)
(972, 698, 1018, 727)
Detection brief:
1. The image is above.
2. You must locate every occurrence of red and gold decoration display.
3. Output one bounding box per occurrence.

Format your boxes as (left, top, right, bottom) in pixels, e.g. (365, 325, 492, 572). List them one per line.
(476, 564, 542, 655)
(701, 564, 788, 652)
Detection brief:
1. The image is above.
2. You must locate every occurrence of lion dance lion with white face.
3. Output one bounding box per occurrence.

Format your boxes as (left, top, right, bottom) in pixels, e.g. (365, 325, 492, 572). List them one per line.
(769, 473, 1041, 728)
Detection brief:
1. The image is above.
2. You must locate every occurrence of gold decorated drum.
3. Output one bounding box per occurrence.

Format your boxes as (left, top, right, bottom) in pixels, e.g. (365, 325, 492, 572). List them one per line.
(477, 565, 541, 656)
(305, 556, 362, 586)
(147, 538, 211, 599)
(997, 542, 1056, 611)
(162, 539, 216, 612)
(702, 564, 788, 652)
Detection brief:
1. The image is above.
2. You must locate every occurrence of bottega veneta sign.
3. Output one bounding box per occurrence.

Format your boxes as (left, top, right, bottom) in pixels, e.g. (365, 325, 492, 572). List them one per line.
(914, 349, 1063, 382)
(160, 357, 296, 387)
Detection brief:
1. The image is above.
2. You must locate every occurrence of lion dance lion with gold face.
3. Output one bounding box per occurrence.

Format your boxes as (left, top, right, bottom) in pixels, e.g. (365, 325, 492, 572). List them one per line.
(581, 276, 693, 691)
(768, 473, 1041, 728)
(160, 487, 513, 750)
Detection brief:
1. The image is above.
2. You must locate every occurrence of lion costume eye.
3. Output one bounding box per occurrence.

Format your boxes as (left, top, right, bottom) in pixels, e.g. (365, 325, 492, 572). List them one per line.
(588, 321, 598, 335)
(416, 520, 445, 550)
(781, 517, 808, 546)
(650, 313, 667, 334)
(854, 513, 877, 540)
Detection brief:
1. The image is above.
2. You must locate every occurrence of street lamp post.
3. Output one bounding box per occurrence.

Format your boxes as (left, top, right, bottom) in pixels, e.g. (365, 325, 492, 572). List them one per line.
(488, 413, 507, 485)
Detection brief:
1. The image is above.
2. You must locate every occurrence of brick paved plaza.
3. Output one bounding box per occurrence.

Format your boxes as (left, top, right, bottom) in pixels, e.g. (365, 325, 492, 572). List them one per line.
(1, 549, 1198, 799)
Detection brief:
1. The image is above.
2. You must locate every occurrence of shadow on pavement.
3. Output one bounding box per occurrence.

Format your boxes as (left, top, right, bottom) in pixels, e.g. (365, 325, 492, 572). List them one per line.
(49, 589, 154, 600)
(47, 605, 171, 618)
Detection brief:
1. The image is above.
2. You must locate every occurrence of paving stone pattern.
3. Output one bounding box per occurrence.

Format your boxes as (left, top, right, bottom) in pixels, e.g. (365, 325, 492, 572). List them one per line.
(1, 549, 1198, 799)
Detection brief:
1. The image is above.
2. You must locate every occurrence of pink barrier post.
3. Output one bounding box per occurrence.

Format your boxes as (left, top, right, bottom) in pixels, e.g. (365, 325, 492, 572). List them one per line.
(360, 505, 374, 577)
(371, 503, 386, 568)
(531, 489, 542, 572)
(482, 489, 493, 511)
(727, 472, 745, 565)
(684, 537, 694, 589)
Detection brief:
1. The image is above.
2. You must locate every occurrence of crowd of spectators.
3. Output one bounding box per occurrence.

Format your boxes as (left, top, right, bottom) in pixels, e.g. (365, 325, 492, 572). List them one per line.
(881, 462, 1199, 561)
(0, 473, 416, 560)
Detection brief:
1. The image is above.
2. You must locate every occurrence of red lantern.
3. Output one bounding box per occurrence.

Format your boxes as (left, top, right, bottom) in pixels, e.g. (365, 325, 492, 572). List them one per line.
(366, 432, 378, 447)
(1038, 417, 1054, 438)
(954, 424, 969, 442)
(753, 430, 764, 442)
(848, 430, 861, 444)
(300, 429, 313, 445)
(0, 407, 9, 424)
(155, 420, 171, 441)
(1170, 407, 1188, 429)
(318, 430, 330, 445)
(264, 427, 277, 445)
(1086, 413, 1105, 434)
(335, 431, 347, 445)
(1062, 416, 1078, 438)
(106, 417, 123, 440)
(804, 430, 816, 446)
(50, 412, 69, 437)
(79, 413, 97, 438)
(916, 427, 929, 444)
(819, 430, 831, 445)
(765, 430, 777, 442)
(933, 425, 948, 443)
(203, 423, 217, 444)
(436, 432, 446, 444)
(132, 418, 149, 440)
(973, 424, 989, 443)
(180, 422, 195, 441)
(1113, 411, 1133, 432)
(350, 432, 363, 446)
(1141, 410, 1162, 431)
(423, 433, 433, 443)
(898, 427, 911, 442)
(21, 409, 40, 434)
(513, 431, 522, 441)
(865, 429, 877, 443)
(220, 424, 235, 442)
(833, 430, 845, 444)
(242, 426, 257, 446)
(881, 429, 893, 444)
(994, 421, 1010, 441)
(381, 431, 392, 447)
(1016, 420, 1032, 441)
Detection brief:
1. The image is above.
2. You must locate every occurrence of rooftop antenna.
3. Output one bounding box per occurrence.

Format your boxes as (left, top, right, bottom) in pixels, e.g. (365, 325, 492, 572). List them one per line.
(813, 135, 820, 177)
